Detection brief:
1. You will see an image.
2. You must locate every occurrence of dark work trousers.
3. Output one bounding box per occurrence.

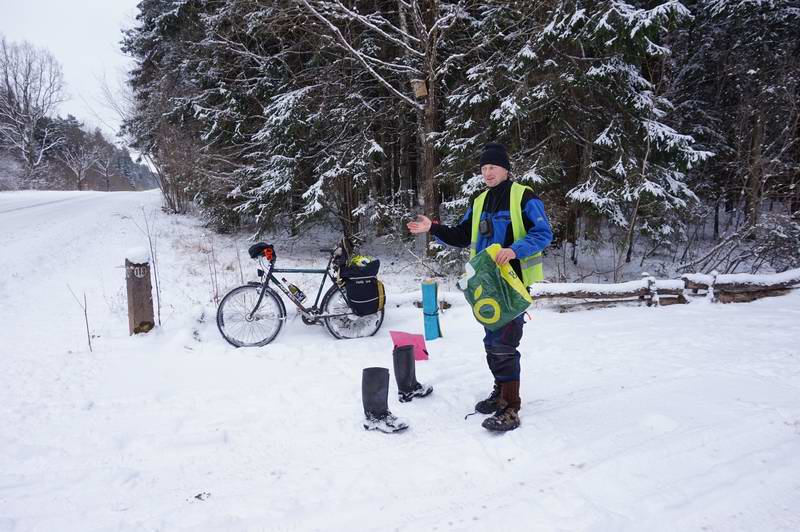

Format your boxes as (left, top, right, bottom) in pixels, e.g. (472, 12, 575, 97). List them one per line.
(483, 314, 525, 382)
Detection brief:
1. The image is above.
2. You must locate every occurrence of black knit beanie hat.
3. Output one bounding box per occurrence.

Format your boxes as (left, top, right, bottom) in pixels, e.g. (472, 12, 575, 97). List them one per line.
(479, 142, 511, 172)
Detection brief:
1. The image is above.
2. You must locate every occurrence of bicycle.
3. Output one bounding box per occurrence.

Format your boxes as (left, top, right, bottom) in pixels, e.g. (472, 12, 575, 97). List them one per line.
(216, 238, 385, 347)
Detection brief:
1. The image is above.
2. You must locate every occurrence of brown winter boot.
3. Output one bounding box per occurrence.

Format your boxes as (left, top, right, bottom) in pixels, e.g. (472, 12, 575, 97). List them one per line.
(481, 381, 521, 432)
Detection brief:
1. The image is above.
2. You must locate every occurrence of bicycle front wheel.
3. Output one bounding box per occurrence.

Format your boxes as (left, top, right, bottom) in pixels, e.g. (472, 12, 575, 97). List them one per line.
(322, 285, 384, 340)
(217, 285, 285, 347)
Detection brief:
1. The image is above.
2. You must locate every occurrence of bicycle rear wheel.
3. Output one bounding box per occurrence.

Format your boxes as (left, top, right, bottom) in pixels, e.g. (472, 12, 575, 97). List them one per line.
(217, 285, 285, 347)
(322, 285, 384, 339)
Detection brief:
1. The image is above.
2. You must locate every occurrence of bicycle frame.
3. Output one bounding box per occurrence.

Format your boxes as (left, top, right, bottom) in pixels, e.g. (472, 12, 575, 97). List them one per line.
(250, 251, 351, 321)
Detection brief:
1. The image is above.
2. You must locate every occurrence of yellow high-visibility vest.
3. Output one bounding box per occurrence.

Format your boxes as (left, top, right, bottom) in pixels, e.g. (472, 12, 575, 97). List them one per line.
(469, 182, 544, 285)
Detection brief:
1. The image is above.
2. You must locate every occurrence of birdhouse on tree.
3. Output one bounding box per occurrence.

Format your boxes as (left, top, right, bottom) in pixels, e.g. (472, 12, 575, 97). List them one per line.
(410, 79, 428, 98)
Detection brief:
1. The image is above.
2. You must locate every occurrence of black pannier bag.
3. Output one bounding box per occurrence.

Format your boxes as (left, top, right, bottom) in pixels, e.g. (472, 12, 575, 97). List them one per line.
(339, 260, 385, 316)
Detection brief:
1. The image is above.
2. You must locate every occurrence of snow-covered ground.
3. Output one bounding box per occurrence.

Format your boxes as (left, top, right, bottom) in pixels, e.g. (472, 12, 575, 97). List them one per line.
(1, 190, 799, 532)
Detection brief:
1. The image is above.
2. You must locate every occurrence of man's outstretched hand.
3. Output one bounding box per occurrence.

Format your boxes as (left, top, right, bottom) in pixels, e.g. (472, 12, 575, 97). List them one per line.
(407, 215, 432, 234)
(407, 215, 516, 265)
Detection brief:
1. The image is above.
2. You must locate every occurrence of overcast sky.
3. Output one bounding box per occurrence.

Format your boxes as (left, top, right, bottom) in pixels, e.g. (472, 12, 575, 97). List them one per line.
(0, 0, 141, 141)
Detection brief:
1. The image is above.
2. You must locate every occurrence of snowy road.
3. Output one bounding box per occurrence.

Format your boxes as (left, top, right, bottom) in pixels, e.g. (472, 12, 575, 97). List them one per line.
(0, 194, 103, 214)
(0, 191, 155, 355)
(1, 191, 799, 531)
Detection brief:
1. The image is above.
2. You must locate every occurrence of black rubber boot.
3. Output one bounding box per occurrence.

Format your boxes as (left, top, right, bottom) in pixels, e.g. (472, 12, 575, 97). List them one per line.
(474, 382, 501, 414)
(362, 367, 408, 433)
(392, 345, 433, 403)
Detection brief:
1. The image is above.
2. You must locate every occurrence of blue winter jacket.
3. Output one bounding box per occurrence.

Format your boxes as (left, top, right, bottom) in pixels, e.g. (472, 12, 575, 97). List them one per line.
(430, 179, 553, 281)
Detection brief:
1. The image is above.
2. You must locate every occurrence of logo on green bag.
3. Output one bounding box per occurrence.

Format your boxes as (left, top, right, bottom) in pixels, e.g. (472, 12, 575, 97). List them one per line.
(472, 285, 501, 325)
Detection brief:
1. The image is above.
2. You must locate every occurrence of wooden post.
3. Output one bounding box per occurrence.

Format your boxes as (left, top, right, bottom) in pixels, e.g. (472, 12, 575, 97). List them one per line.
(126, 258, 155, 334)
(638, 272, 657, 307)
(708, 270, 718, 303)
(647, 275, 659, 307)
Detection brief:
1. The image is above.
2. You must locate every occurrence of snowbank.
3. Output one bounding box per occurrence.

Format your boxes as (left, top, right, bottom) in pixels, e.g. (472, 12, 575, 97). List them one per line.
(683, 268, 800, 288)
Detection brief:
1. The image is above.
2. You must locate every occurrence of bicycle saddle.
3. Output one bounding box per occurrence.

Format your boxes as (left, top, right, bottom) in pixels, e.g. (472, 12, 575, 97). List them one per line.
(248, 242, 275, 260)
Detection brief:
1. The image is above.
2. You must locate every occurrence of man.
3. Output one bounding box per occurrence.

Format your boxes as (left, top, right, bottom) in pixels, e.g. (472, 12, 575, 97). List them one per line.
(407, 142, 552, 431)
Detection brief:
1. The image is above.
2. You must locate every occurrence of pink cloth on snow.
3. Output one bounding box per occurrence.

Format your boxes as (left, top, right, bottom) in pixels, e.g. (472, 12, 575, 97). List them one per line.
(389, 330, 429, 361)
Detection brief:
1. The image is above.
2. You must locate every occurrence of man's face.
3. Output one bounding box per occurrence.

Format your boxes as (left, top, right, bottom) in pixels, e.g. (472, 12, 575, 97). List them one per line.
(481, 164, 509, 188)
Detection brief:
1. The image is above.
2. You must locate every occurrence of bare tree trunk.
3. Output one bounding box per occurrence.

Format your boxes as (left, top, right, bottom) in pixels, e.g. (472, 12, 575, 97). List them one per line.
(399, 128, 412, 209)
(561, 138, 581, 261)
(624, 125, 652, 263)
(791, 182, 800, 218)
(399, 0, 441, 254)
(560, 92, 585, 265)
(746, 110, 764, 229)
(623, 195, 641, 264)
(417, 93, 438, 222)
(422, 2, 438, 223)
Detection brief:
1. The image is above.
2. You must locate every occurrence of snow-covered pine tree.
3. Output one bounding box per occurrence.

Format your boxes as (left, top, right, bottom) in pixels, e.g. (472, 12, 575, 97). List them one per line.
(124, 1, 408, 237)
(122, 0, 214, 214)
(438, 0, 711, 266)
(187, 2, 394, 237)
(122, 0, 797, 274)
(295, 1, 478, 234)
(669, 0, 800, 234)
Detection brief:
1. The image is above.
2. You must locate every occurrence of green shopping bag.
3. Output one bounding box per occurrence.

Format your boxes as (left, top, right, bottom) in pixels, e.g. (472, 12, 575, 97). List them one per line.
(458, 244, 533, 331)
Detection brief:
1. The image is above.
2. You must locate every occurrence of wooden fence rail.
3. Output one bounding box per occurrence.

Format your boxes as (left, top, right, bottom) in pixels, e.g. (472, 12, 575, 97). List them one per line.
(681, 269, 800, 304)
(527, 268, 800, 312)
